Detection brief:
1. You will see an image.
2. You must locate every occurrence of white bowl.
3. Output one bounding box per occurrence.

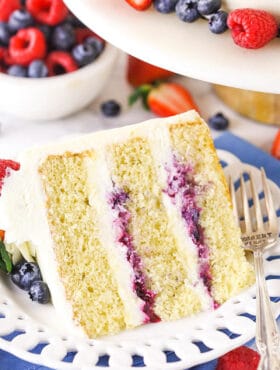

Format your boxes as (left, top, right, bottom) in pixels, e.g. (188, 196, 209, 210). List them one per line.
(0, 43, 118, 121)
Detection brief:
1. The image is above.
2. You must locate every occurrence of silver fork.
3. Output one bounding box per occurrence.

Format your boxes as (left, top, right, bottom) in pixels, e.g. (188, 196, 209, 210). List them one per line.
(229, 168, 280, 370)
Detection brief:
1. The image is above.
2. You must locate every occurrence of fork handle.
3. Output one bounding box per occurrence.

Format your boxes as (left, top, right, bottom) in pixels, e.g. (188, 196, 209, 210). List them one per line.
(254, 250, 280, 370)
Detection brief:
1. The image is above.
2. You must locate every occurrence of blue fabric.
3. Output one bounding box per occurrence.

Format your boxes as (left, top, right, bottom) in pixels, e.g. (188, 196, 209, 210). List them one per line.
(0, 133, 279, 370)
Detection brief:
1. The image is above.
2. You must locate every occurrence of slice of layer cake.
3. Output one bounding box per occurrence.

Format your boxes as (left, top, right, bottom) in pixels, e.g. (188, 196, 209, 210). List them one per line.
(0, 111, 254, 338)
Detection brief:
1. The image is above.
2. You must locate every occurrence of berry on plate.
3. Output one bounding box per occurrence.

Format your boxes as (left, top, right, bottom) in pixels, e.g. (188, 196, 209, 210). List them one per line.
(271, 130, 280, 160)
(208, 112, 229, 130)
(46, 50, 78, 75)
(153, 0, 178, 14)
(127, 55, 173, 87)
(125, 0, 152, 11)
(11, 261, 42, 291)
(176, 0, 200, 23)
(227, 9, 278, 49)
(0, 0, 21, 22)
(29, 280, 50, 304)
(216, 346, 260, 370)
(26, 0, 68, 26)
(209, 10, 228, 34)
(129, 82, 199, 117)
(101, 100, 121, 117)
(197, 0, 221, 15)
(9, 27, 46, 66)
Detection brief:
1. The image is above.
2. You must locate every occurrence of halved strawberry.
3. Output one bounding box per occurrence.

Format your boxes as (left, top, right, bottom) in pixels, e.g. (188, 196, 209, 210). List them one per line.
(129, 82, 199, 117)
(125, 0, 152, 11)
(271, 130, 280, 160)
(127, 55, 174, 87)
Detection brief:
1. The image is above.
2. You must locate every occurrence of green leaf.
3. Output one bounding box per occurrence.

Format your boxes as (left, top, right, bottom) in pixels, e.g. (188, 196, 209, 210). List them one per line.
(0, 240, 12, 273)
(128, 84, 153, 109)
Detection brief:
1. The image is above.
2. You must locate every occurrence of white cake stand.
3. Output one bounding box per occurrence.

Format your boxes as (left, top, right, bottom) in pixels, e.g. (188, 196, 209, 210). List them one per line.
(64, 0, 280, 94)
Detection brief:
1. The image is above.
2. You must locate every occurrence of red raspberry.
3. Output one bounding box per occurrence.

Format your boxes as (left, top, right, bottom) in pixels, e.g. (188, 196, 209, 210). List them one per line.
(9, 28, 47, 66)
(75, 28, 103, 44)
(216, 346, 260, 370)
(227, 9, 278, 49)
(46, 51, 78, 76)
(0, 160, 20, 194)
(0, 0, 21, 22)
(26, 0, 68, 26)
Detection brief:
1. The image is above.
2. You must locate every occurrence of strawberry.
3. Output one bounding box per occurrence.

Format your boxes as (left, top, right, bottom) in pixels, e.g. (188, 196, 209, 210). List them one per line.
(216, 346, 260, 370)
(129, 82, 199, 117)
(0, 159, 20, 194)
(127, 55, 174, 87)
(0, 230, 4, 241)
(125, 0, 152, 11)
(271, 130, 280, 160)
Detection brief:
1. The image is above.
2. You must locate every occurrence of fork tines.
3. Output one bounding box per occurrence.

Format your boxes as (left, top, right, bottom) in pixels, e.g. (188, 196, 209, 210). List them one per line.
(229, 168, 278, 235)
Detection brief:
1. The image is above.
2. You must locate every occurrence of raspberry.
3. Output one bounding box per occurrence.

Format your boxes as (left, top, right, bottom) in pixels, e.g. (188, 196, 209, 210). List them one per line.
(216, 346, 260, 370)
(0, 0, 21, 22)
(26, 0, 68, 26)
(227, 9, 278, 49)
(46, 51, 78, 76)
(0, 160, 20, 194)
(9, 27, 46, 66)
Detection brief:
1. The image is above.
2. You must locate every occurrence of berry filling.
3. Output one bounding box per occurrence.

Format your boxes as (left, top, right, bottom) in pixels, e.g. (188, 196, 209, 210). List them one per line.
(108, 188, 160, 323)
(164, 156, 216, 305)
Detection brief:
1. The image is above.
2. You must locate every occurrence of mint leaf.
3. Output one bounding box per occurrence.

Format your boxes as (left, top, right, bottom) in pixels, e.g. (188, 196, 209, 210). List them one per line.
(0, 240, 12, 273)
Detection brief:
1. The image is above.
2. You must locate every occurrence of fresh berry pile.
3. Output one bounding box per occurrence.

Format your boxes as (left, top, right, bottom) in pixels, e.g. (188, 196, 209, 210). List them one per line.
(125, 0, 279, 49)
(0, 0, 105, 78)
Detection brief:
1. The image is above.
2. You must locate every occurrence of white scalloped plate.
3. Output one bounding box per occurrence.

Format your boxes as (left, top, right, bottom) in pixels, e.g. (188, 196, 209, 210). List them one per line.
(64, 0, 280, 94)
(0, 150, 279, 370)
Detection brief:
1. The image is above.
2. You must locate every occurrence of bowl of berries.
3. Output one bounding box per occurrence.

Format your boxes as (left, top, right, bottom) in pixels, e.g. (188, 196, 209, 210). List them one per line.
(0, 0, 118, 120)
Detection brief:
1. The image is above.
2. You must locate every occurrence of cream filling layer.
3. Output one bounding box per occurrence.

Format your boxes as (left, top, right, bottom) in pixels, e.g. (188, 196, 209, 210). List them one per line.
(148, 126, 212, 311)
(83, 153, 145, 328)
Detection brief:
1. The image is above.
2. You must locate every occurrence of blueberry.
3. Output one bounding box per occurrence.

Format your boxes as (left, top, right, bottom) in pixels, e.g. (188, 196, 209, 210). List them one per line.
(11, 261, 42, 290)
(101, 100, 121, 117)
(72, 43, 99, 67)
(175, 0, 200, 22)
(28, 60, 48, 78)
(197, 0, 221, 15)
(84, 36, 104, 56)
(38, 24, 52, 43)
(7, 65, 27, 77)
(0, 22, 10, 46)
(208, 112, 229, 130)
(29, 281, 50, 304)
(8, 10, 34, 34)
(51, 23, 75, 51)
(209, 10, 228, 34)
(154, 0, 178, 14)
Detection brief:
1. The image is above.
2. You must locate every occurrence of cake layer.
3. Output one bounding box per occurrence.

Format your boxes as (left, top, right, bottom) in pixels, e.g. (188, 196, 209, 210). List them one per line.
(0, 111, 255, 338)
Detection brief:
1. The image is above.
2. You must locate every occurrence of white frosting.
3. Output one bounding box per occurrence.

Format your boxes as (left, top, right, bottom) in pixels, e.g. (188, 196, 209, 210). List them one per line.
(0, 110, 208, 333)
(223, 0, 280, 19)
